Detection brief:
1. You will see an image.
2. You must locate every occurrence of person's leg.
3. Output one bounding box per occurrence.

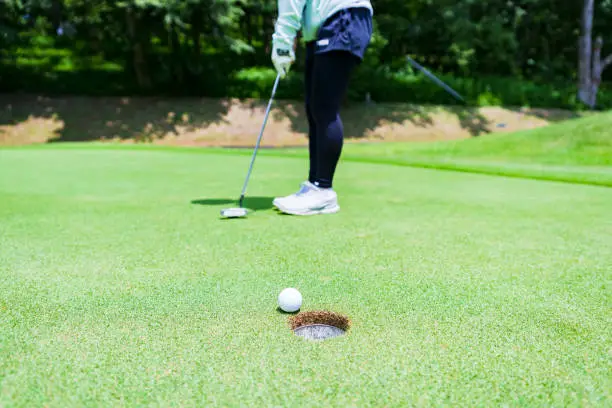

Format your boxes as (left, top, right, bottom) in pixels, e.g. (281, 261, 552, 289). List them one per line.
(272, 42, 317, 208)
(304, 42, 317, 184)
(310, 50, 359, 189)
(272, 51, 357, 216)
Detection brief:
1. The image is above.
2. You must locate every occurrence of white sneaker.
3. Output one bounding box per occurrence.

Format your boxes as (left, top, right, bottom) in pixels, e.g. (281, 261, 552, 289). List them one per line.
(274, 181, 340, 216)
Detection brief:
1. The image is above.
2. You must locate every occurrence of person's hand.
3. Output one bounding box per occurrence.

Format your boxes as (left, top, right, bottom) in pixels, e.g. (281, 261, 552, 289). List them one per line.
(271, 44, 295, 79)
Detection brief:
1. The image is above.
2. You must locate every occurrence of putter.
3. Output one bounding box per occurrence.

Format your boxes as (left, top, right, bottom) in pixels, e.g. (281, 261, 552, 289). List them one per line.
(220, 73, 281, 219)
(406, 56, 466, 104)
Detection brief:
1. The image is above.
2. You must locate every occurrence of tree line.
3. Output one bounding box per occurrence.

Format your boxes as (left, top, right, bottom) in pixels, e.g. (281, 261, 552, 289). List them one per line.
(1, 0, 611, 108)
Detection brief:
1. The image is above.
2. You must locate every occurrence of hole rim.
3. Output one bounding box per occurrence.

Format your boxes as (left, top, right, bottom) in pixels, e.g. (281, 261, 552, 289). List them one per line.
(288, 310, 351, 341)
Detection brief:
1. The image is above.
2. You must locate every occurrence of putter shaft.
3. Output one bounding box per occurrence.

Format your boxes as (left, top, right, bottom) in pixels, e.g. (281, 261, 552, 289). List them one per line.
(238, 73, 281, 207)
(406, 56, 465, 103)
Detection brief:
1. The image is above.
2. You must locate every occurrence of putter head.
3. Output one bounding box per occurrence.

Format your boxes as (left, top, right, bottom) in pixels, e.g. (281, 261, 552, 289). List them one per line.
(220, 207, 248, 218)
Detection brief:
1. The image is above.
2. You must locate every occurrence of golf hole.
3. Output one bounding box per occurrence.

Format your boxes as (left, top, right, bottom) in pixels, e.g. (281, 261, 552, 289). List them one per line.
(289, 310, 350, 341)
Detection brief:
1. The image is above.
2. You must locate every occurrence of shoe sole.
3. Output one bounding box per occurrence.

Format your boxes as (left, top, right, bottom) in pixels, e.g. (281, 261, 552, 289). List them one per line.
(274, 201, 340, 216)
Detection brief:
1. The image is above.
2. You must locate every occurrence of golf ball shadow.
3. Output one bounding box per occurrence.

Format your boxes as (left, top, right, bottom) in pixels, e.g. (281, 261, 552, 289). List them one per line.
(276, 306, 299, 314)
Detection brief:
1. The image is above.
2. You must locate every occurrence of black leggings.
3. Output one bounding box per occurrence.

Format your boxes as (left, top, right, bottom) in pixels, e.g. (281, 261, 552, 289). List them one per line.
(305, 42, 359, 189)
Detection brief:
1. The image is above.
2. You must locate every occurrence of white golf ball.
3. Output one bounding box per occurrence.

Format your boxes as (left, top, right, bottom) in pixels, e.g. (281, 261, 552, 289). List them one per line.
(278, 288, 302, 312)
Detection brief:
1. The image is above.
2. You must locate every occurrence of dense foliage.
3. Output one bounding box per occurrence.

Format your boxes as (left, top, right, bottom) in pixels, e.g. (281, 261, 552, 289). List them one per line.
(1, 0, 611, 108)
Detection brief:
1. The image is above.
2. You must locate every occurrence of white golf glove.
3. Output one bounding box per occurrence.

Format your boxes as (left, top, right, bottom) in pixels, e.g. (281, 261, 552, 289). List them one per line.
(271, 44, 295, 79)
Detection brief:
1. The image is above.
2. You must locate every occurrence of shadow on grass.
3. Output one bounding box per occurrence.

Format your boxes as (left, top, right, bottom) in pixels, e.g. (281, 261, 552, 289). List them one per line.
(2, 91, 588, 148)
(190, 196, 275, 210)
(0, 93, 231, 144)
(271, 100, 582, 141)
(504, 106, 585, 122)
(271, 102, 438, 139)
(276, 306, 299, 315)
(1, 58, 587, 146)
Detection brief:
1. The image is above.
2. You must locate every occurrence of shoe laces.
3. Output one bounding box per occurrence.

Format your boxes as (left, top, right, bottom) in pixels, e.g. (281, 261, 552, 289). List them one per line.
(296, 182, 313, 196)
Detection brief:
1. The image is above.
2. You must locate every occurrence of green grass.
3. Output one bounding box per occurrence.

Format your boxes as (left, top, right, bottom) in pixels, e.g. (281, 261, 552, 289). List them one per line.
(235, 111, 611, 187)
(0, 143, 610, 406)
(346, 111, 612, 165)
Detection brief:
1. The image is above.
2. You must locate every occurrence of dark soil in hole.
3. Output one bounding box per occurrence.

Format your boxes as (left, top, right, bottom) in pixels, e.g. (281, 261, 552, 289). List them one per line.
(289, 310, 351, 332)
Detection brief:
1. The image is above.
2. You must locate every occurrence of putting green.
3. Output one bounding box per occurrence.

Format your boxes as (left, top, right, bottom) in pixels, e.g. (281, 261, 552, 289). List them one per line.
(1, 145, 610, 406)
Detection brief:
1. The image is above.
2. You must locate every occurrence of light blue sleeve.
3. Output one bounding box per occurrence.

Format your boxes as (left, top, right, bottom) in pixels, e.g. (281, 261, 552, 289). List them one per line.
(272, 0, 308, 49)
